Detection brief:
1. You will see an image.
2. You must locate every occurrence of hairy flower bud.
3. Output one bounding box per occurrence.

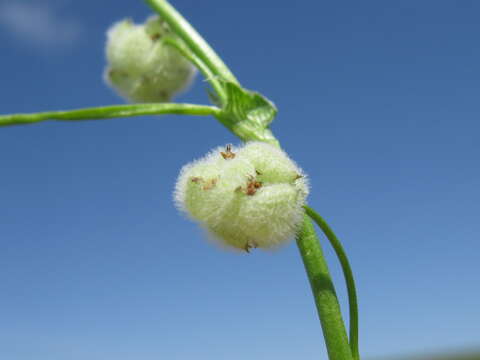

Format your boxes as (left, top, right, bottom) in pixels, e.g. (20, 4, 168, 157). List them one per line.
(174, 142, 309, 251)
(104, 16, 196, 103)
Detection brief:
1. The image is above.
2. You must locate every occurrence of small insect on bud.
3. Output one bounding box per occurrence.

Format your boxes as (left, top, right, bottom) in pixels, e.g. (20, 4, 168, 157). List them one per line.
(174, 142, 309, 252)
(104, 16, 196, 103)
(220, 144, 236, 160)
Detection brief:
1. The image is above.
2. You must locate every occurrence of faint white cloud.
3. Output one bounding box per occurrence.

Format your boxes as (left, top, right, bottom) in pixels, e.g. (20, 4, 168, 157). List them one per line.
(0, 2, 82, 48)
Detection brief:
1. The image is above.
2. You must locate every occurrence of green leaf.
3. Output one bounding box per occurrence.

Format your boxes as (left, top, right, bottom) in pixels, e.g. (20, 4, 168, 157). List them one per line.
(213, 81, 278, 145)
(222, 81, 277, 128)
(207, 88, 223, 108)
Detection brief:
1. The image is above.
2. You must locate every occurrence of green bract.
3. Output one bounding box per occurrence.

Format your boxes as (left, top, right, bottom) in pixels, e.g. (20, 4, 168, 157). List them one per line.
(174, 142, 309, 251)
(104, 16, 196, 103)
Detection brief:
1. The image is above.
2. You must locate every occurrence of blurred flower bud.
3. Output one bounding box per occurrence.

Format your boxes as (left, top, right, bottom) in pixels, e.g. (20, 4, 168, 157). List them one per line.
(174, 142, 309, 251)
(104, 16, 196, 103)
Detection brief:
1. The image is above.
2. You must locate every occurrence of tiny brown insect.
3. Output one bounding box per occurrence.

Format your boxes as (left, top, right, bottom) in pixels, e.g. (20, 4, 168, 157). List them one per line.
(150, 33, 161, 41)
(236, 175, 262, 196)
(202, 178, 217, 191)
(191, 177, 217, 190)
(220, 144, 236, 160)
(243, 240, 258, 253)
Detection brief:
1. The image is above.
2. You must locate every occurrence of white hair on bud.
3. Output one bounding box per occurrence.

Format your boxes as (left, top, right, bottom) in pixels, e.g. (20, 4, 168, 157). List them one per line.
(174, 142, 309, 251)
(104, 16, 196, 103)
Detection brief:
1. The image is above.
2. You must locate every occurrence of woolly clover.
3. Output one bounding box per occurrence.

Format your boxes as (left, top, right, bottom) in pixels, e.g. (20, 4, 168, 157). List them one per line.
(104, 16, 196, 103)
(174, 142, 309, 251)
(1, 1, 360, 357)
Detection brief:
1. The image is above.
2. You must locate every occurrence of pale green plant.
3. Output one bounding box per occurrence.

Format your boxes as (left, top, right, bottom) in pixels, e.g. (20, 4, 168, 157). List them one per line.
(174, 142, 309, 251)
(0, 1, 359, 359)
(104, 15, 196, 102)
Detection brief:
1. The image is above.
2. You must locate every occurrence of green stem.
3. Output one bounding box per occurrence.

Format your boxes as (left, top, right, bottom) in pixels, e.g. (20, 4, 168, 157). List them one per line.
(145, 5, 356, 358)
(296, 216, 354, 360)
(146, 0, 239, 85)
(162, 36, 228, 105)
(304, 206, 360, 360)
(0, 103, 220, 127)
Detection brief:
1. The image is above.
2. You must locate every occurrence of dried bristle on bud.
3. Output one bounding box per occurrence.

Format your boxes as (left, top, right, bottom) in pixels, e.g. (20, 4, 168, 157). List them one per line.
(174, 142, 309, 252)
(104, 16, 196, 103)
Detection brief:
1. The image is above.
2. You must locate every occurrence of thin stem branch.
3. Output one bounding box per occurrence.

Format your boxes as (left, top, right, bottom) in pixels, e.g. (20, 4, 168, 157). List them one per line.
(0, 103, 220, 127)
(162, 36, 228, 105)
(146, 0, 238, 85)
(144, 5, 357, 358)
(296, 216, 354, 360)
(304, 206, 360, 360)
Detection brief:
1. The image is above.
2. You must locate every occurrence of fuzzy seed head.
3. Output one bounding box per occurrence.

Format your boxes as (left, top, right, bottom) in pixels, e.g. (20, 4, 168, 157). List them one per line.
(104, 16, 196, 103)
(174, 142, 309, 251)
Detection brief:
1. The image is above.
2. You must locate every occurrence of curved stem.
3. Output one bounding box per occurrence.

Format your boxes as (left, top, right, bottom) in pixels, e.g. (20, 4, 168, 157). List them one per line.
(0, 103, 220, 127)
(296, 216, 354, 360)
(146, 0, 239, 85)
(162, 36, 228, 105)
(144, 6, 357, 358)
(304, 206, 360, 360)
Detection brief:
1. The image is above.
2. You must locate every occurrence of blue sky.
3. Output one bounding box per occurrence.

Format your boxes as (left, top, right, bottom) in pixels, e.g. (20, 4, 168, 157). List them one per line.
(1, 0, 479, 359)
